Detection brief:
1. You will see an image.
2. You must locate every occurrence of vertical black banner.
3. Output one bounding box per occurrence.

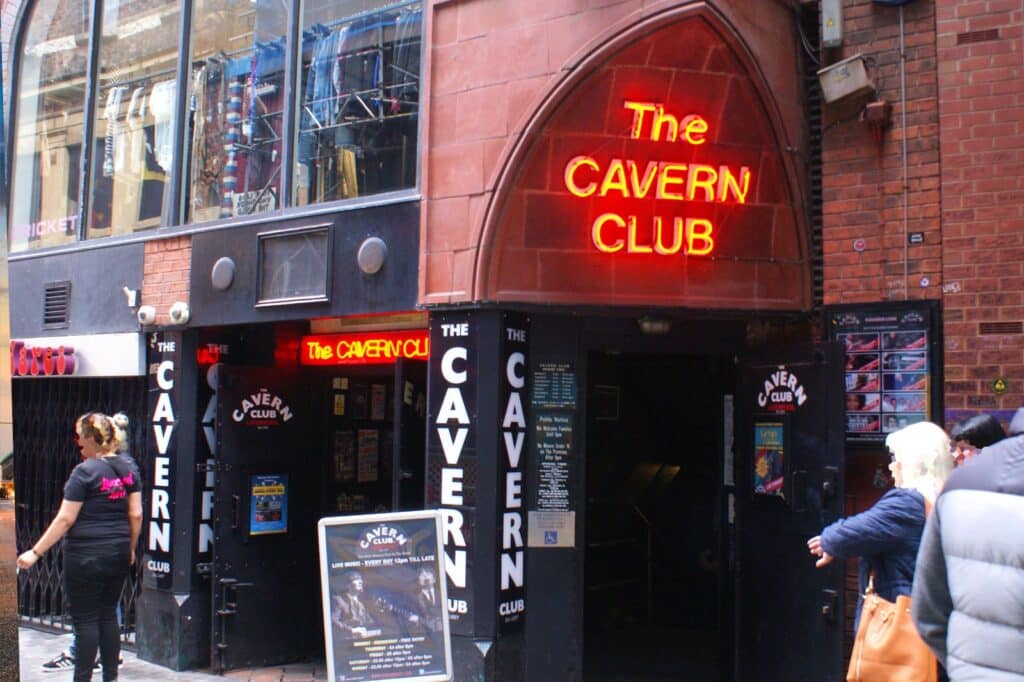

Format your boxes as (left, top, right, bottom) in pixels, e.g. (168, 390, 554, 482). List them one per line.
(426, 313, 477, 636)
(497, 313, 528, 633)
(144, 331, 181, 591)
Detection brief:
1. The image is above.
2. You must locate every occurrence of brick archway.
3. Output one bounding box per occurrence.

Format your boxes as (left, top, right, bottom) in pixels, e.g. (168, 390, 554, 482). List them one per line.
(472, 3, 811, 310)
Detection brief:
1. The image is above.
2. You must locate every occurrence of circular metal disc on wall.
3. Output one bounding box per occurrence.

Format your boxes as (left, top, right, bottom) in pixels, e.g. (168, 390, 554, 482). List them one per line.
(211, 257, 236, 290)
(358, 237, 388, 275)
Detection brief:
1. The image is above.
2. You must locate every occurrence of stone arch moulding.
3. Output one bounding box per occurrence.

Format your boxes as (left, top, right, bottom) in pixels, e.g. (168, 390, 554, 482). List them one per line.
(474, 2, 812, 311)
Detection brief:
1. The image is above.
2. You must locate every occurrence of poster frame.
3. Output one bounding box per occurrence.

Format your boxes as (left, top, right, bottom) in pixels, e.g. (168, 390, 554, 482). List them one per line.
(317, 510, 453, 682)
(824, 300, 944, 447)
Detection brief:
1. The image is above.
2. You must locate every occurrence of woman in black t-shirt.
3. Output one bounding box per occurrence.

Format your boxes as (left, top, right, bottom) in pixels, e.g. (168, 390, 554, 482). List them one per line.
(17, 412, 142, 681)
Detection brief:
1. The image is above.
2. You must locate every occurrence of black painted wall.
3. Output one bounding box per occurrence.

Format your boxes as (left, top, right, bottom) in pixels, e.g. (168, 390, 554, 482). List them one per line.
(189, 201, 420, 326)
(9, 242, 145, 338)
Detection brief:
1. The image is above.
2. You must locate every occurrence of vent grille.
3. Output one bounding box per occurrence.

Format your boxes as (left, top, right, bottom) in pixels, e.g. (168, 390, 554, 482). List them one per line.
(979, 321, 1023, 335)
(957, 29, 999, 45)
(43, 281, 71, 329)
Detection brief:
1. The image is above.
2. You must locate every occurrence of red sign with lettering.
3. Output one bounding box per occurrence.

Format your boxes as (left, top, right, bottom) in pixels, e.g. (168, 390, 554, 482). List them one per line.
(481, 13, 809, 310)
(300, 331, 429, 366)
(11, 340, 76, 376)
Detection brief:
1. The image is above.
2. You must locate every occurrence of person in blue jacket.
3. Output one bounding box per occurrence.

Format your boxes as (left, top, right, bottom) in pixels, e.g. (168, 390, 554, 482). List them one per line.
(807, 421, 954, 627)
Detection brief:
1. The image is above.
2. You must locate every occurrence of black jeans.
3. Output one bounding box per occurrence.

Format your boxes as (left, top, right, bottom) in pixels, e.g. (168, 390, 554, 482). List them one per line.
(63, 546, 129, 682)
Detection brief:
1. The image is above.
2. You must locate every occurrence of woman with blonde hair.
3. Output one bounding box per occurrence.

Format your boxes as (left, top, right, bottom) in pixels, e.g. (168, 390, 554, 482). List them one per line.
(17, 412, 142, 681)
(807, 421, 954, 628)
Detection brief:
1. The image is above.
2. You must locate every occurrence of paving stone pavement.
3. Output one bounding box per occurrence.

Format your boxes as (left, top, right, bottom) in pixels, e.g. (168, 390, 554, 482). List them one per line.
(18, 627, 326, 681)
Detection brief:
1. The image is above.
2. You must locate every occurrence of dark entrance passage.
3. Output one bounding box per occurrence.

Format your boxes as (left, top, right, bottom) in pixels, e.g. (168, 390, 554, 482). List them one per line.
(583, 353, 734, 682)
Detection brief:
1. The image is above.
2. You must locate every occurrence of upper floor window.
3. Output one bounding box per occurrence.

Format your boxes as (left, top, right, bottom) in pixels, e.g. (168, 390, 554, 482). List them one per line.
(9, 0, 91, 252)
(87, 0, 180, 239)
(186, 0, 288, 222)
(295, 1, 421, 206)
(8, 0, 423, 253)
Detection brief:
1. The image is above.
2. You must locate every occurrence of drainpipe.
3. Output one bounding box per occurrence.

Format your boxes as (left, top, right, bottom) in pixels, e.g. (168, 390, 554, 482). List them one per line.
(899, 6, 909, 298)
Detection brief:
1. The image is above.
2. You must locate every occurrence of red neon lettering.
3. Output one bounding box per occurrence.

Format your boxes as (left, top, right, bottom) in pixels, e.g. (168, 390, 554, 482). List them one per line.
(10, 341, 76, 376)
(627, 161, 659, 199)
(686, 164, 719, 202)
(626, 216, 652, 254)
(300, 331, 429, 366)
(681, 115, 708, 145)
(598, 159, 629, 197)
(564, 156, 599, 197)
(717, 166, 752, 204)
(656, 163, 687, 201)
(592, 213, 626, 253)
(654, 217, 684, 255)
(623, 101, 708, 145)
(686, 219, 714, 255)
(624, 101, 657, 139)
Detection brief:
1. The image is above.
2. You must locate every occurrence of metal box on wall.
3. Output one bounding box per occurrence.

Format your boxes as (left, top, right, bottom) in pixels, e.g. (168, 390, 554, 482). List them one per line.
(817, 54, 874, 104)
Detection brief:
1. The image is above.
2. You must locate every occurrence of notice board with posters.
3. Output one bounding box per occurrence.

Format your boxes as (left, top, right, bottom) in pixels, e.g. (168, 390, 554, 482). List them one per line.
(826, 301, 942, 445)
(318, 511, 452, 682)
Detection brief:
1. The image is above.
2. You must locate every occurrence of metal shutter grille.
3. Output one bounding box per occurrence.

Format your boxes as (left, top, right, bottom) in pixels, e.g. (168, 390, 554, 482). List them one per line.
(43, 281, 71, 329)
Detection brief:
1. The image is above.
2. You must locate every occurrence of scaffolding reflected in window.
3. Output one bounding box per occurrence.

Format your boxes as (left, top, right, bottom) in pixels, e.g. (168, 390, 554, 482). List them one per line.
(187, 0, 288, 223)
(294, 1, 421, 206)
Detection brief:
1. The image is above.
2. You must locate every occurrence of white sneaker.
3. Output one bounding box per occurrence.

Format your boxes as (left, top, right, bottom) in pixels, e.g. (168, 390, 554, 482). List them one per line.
(40, 651, 74, 673)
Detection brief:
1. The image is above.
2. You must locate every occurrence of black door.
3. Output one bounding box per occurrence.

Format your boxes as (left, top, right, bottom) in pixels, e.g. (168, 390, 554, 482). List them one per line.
(393, 358, 427, 511)
(212, 366, 321, 671)
(735, 344, 845, 681)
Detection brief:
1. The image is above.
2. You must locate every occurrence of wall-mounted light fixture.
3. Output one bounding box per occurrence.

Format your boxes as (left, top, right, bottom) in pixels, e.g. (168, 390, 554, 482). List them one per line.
(638, 316, 672, 335)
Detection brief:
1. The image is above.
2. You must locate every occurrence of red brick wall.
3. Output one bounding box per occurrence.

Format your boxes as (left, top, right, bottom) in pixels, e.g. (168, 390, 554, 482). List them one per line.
(821, 1, 941, 306)
(422, 0, 808, 305)
(142, 236, 191, 327)
(936, 0, 1024, 416)
(822, 1, 1024, 422)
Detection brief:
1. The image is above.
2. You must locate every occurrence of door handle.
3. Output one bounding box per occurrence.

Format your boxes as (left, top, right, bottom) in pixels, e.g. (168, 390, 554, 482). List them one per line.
(822, 466, 839, 503)
(231, 494, 241, 529)
(820, 588, 838, 623)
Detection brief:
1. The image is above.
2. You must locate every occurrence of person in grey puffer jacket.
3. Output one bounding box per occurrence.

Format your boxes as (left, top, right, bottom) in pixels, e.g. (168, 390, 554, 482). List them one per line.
(911, 407, 1024, 681)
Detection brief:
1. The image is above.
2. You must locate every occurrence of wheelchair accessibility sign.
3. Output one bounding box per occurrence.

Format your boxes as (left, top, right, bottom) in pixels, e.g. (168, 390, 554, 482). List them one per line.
(527, 511, 575, 548)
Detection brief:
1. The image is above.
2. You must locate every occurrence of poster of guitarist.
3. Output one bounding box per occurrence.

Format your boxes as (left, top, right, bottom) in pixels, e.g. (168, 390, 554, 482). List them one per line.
(331, 570, 383, 640)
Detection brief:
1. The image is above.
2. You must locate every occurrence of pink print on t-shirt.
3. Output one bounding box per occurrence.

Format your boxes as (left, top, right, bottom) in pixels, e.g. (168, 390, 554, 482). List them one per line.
(100, 473, 133, 500)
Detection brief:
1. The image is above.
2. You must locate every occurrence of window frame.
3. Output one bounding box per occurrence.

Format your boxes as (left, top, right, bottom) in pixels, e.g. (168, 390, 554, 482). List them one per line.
(254, 222, 333, 307)
(5, 0, 425, 257)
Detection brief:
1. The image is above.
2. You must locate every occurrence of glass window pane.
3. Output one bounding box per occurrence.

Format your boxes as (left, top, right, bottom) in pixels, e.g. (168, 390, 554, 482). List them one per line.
(187, 0, 287, 223)
(258, 228, 329, 302)
(86, 0, 180, 239)
(9, 0, 91, 252)
(295, 1, 421, 206)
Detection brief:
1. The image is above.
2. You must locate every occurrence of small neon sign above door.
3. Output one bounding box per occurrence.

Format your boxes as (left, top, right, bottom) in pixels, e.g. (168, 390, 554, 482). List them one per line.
(300, 330, 429, 366)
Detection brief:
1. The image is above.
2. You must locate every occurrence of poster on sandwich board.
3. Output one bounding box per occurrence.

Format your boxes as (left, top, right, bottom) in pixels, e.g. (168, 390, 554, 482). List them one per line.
(318, 510, 452, 682)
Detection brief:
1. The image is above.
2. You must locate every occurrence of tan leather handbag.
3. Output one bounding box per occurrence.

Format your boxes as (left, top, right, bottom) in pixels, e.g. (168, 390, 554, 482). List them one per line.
(846, 576, 938, 682)
(847, 497, 937, 682)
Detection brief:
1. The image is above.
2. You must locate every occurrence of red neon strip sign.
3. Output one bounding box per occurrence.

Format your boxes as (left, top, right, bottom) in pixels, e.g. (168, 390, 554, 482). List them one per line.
(300, 330, 429, 366)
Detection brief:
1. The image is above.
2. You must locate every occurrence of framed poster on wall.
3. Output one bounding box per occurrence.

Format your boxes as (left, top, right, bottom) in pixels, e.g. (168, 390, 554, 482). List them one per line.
(825, 301, 942, 445)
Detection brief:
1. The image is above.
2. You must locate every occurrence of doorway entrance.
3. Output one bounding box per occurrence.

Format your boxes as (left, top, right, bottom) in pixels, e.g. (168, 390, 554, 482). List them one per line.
(210, 358, 428, 672)
(583, 352, 734, 681)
